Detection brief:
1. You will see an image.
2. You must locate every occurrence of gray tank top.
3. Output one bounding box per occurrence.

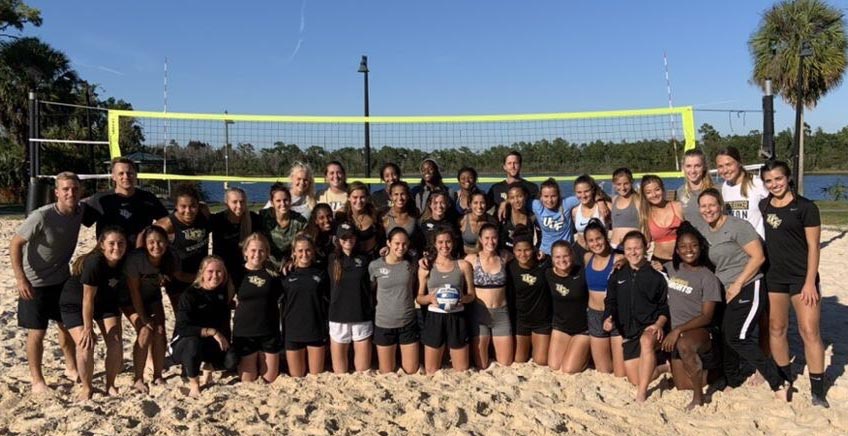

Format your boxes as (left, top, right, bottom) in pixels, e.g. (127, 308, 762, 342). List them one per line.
(427, 260, 465, 313)
(385, 213, 418, 237)
(611, 196, 639, 229)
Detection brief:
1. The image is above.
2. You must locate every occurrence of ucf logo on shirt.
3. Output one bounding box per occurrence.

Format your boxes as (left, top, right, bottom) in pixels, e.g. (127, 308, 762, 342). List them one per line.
(378, 267, 390, 276)
(521, 273, 537, 285)
(119, 208, 132, 219)
(183, 228, 207, 241)
(248, 274, 266, 287)
(766, 213, 782, 229)
(555, 283, 570, 296)
(542, 216, 564, 231)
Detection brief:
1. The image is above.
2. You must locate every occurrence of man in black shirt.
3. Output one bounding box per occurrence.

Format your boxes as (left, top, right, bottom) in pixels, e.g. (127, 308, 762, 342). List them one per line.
(83, 157, 169, 247)
(487, 151, 539, 210)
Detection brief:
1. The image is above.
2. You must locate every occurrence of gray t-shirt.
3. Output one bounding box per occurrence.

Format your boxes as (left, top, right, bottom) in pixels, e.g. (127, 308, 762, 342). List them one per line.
(16, 203, 84, 287)
(695, 216, 762, 288)
(664, 263, 722, 329)
(369, 258, 416, 329)
(676, 186, 707, 229)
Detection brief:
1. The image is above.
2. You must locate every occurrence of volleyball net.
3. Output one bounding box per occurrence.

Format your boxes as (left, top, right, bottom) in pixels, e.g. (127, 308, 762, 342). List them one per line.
(102, 106, 696, 185)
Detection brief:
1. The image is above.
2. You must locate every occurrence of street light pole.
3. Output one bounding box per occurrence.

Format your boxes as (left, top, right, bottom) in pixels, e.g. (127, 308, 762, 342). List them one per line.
(358, 55, 371, 179)
(792, 41, 813, 195)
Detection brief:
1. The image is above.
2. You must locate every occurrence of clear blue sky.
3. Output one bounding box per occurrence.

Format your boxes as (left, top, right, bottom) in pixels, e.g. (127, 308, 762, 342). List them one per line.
(24, 0, 848, 136)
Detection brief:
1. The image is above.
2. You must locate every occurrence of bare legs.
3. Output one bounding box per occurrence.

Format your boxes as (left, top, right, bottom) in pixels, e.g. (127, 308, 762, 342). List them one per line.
(514, 333, 551, 365)
(548, 331, 590, 374)
(590, 335, 626, 377)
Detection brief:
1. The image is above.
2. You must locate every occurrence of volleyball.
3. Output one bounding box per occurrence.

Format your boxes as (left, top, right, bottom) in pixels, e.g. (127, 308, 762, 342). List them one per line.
(434, 285, 461, 311)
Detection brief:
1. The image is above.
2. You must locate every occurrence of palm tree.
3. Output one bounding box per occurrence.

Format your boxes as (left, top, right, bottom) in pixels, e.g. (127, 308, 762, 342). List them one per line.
(0, 36, 80, 148)
(749, 0, 847, 194)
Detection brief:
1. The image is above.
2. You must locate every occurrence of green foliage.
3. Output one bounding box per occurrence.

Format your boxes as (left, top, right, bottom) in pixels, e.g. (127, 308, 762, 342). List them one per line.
(0, 133, 25, 202)
(749, 0, 848, 108)
(0, 0, 41, 34)
(821, 179, 848, 201)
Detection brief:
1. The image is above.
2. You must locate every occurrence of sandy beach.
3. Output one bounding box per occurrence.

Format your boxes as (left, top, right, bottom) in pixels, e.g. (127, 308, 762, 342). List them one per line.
(0, 218, 846, 435)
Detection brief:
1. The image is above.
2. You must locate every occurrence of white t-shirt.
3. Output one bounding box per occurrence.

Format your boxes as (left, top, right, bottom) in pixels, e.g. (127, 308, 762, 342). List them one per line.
(318, 189, 347, 213)
(721, 177, 768, 239)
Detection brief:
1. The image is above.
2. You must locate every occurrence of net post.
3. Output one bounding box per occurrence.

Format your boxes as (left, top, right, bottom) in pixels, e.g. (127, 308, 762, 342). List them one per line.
(680, 106, 696, 153)
(25, 91, 40, 215)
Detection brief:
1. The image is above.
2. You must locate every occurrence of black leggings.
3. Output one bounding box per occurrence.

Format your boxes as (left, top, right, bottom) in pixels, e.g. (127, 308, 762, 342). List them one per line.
(172, 336, 226, 378)
(722, 279, 786, 390)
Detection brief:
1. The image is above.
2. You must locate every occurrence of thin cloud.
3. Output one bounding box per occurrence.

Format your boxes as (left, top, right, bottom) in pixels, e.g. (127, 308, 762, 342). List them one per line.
(76, 61, 125, 76)
(286, 0, 307, 63)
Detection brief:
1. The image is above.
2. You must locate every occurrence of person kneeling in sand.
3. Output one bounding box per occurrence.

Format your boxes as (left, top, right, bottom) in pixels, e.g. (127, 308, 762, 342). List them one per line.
(604, 231, 670, 402)
(659, 223, 722, 410)
(170, 256, 234, 397)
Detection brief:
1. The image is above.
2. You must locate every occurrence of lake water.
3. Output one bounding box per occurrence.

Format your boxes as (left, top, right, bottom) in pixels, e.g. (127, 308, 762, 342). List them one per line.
(200, 174, 846, 203)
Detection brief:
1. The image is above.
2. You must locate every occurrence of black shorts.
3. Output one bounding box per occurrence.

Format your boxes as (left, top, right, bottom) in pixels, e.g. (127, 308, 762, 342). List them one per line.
(233, 334, 284, 356)
(767, 279, 820, 296)
(18, 282, 65, 330)
(670, 328, 722, 370)
(552, 323, 589, 337)
(60, 306, 122, 329)
(516, 322, 552, 336)
(374, 321, 420, 346)
(421, 311, 468, 349)
(623, 336, 668, 362)
(285, 338, 327, 351)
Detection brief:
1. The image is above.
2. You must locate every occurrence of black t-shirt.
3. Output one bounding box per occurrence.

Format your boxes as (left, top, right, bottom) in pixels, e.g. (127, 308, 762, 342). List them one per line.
(170, 213, 211, 276)
(233, 268, 283, 337)
(328, 253, 374, 323)
(371, 189, 391, 213)
(507, 258, 552, 328)
(60, 253, 125, 315)
(122, 248, 176, 306)
(282, 267, 330, 342)
(83, 189, 168, 243)
(487, 179, 539, 209)
(545, 267, 589, 335)
(760, 195, 821, 284)
(420, 217, 459, 252)
(210, 211, 259, 287)
(501, 214, 540, 250)
(174, 284, 231, 338)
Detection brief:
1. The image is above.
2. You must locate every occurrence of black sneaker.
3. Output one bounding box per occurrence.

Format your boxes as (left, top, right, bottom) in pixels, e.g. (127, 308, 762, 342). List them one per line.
(812, 394, 830, 409)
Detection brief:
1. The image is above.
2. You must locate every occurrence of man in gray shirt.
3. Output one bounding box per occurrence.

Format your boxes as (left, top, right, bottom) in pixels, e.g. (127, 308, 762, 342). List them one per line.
(10, 172, 84, 394)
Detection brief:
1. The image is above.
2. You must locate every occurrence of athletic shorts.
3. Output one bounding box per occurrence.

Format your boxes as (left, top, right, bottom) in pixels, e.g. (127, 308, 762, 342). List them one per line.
(516, 322, 552, 336)
(422, 311, 468, 349)
(60, 306, 121, 330)
(670, 327, 722, 370)
(232, 334, 284, 357)
(328, 321, 374, 344)
(552, 324, 589, 337)
(767, 279, 820, 296)
(285, 338, 327, 351)
(374, 321, 420, 346)
(623, 336, 668, 362)
(587, 308, 619, 338)
(18, 282, 65, 330)
(468, 302, 512, 338)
